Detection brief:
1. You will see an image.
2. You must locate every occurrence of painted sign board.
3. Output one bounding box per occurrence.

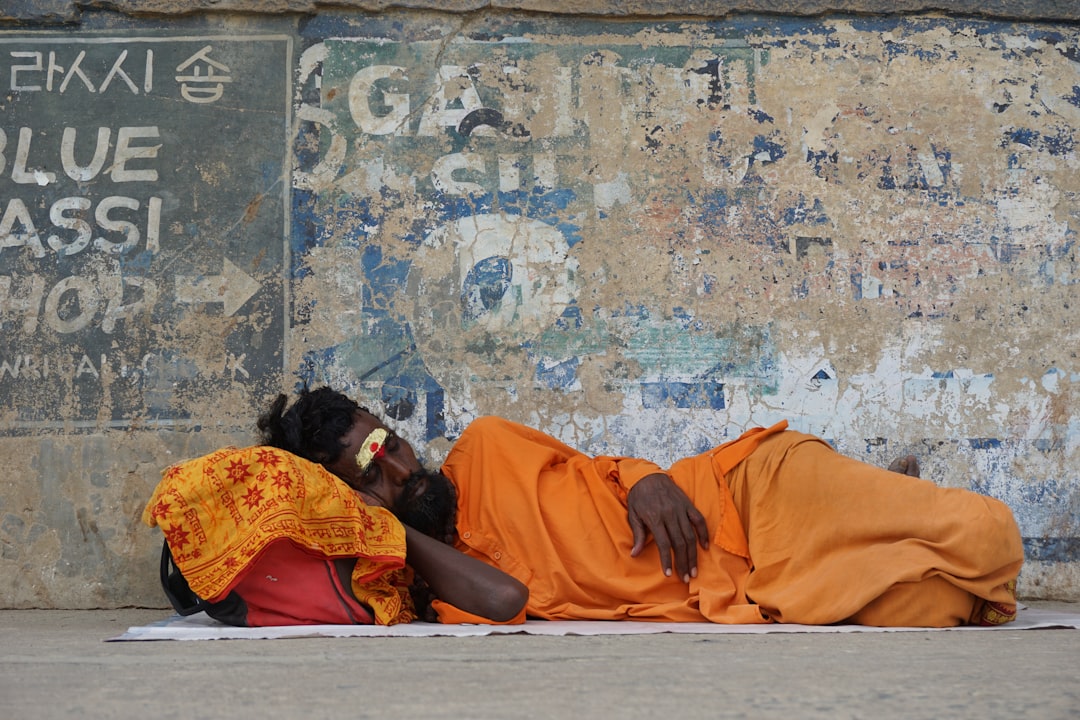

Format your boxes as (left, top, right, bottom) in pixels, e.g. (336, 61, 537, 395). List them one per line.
(0, 34, 291, 431)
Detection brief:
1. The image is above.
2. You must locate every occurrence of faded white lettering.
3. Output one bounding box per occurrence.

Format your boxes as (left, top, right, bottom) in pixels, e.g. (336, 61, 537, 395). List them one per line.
(7, 48, 154, 95)
(0, 270, 159, 335)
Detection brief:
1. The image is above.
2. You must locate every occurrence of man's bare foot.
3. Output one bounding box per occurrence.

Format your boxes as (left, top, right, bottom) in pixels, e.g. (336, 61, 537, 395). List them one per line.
(887, 454, 921, 477)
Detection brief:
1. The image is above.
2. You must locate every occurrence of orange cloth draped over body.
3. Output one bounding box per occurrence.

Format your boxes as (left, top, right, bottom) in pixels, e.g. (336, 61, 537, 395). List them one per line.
(142, 446, 415, 625)
(439, 417, 1023, 626)
(726, 431, 1023, 626)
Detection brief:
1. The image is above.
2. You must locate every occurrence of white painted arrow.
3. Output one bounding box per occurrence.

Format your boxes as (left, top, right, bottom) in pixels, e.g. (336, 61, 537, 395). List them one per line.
(175, 258, 261, 316)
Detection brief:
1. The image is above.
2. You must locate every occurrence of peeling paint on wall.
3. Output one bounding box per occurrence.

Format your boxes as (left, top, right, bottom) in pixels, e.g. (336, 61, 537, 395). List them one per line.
(291, 18, 1079, 598)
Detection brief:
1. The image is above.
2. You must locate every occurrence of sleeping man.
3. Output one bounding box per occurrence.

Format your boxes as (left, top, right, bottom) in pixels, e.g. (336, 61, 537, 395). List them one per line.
(146, 386, 1022, 627)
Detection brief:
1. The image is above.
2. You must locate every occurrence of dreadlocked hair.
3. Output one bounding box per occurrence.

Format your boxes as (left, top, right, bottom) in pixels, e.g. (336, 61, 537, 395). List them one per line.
(256, 386, 369, 466)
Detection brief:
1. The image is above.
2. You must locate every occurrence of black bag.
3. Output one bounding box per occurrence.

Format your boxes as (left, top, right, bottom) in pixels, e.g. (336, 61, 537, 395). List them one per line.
(158, 541, 247, 625)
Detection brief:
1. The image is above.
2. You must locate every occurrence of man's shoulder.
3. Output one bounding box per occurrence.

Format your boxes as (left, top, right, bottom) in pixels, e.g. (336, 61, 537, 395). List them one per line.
(444, 417, 522, 470)
(458, 415, 527, 441)
(455, 415, 578, 459)
(465, 414, 518, 429)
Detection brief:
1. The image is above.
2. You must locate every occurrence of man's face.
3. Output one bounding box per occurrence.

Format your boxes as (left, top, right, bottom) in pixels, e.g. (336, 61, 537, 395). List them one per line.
(327, 411, 456, 540)
(390, 468, 458, 543)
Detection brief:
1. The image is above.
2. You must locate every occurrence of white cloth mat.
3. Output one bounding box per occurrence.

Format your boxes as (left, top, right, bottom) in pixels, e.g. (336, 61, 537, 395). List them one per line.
(108, 606, 1080, 641)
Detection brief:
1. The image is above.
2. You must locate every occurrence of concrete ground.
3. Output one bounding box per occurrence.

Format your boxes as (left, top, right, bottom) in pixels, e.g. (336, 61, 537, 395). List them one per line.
(2, 603, 1078, 720)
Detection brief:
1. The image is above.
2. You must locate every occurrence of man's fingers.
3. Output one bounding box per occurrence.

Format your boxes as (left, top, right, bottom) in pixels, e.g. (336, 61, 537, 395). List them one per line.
(628, 511, 647, 557)
(641, 512, 701, 582)
(672, 514, 696, 583)
(690, 509, 710, 549)
(651, 524, 674, 577)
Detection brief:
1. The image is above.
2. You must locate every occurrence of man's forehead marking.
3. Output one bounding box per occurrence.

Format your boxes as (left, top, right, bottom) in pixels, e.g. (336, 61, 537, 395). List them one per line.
(356, 427, 389, 471)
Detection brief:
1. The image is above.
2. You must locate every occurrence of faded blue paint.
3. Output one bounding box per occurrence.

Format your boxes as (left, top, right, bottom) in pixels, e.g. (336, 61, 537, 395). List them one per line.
(876, 150, 952, 192)
(1008, 127, 1039, 147)
(749, 108, 775, 124)
(1037, 237, 1079, 287)
(401, 201, 482, 246)
(462, 257, 513, 321)
(295, 346, 338, 392)
(1007, 126, 1075, 156)
(671, 307, 706, 331)
(993, 240, 1025, 264)
(361, 246, 411, 309)
(435, 195, 496, 225)
(398, 191, 580, 246)
(290, 188, 322, 279)
(298, 11, 404, 40)
(380, 384, 416, 421)
(425, 385, 447, 440)
(1023, 538, 1080, 563)
(302, 327, 448, 440)
(845, 16, 1041, 43)
(849, 271, 864, 300)
(526, 311, 778, 400)
(624, 321, 777, 385)
(745, 17, 839, 48)
(695, 189, 730, 227)
(1042, 127, 1076, 156)
(783, 197, 830, 226)
(1033, 438, 1064, 453)
(641, 381, 725, 410)
(806, 148, 838, 180)
(969, 475, 1079, 562)
(535, 357, 580, 390)
(883, 40, 943, 62)
(933, 145, 953, 185)
(499, 188, 582, 247)
(750, 134, 786, 165)
(556, 304, 584, 330)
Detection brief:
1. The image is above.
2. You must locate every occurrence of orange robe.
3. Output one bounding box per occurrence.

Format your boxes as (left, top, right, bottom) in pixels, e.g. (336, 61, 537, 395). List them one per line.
(441, 417, 1023, 626)
(727, 430, 1022, 626)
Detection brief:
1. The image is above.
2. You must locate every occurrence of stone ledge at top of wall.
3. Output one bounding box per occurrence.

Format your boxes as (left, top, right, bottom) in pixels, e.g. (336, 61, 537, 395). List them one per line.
(2, 0, 1079, 24)
(1, 0, 77, 24)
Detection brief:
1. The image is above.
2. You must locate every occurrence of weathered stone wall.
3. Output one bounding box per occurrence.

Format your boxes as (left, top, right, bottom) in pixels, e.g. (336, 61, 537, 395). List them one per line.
(1, 4, 1077, 607)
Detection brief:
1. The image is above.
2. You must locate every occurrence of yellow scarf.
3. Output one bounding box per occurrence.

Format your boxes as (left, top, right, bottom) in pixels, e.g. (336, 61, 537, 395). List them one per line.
(142, 445, 415, 625)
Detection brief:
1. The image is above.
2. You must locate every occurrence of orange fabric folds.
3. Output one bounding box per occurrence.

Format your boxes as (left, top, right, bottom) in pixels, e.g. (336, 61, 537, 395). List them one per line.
(726, 431, 1024, 627)
(431, 598, 527, 625)
(142, 446, 415, 625)
(443, 417, 788, 624)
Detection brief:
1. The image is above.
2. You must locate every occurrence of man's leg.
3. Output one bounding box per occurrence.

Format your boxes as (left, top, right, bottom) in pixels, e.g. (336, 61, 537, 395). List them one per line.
(844, 575, 978, 627)
(727, 431, 1024, 626)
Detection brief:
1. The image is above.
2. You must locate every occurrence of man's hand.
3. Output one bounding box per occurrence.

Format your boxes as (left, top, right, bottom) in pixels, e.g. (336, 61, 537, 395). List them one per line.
(627, 473, 710, 583)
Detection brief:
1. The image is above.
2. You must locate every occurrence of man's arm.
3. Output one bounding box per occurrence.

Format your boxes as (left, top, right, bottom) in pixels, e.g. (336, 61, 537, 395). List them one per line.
(403, 526, 528, 622)
(627, 473, 710, 584)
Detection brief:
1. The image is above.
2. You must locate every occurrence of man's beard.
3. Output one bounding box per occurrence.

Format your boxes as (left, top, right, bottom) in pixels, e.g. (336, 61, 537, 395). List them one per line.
(392, 468, 457, 543)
